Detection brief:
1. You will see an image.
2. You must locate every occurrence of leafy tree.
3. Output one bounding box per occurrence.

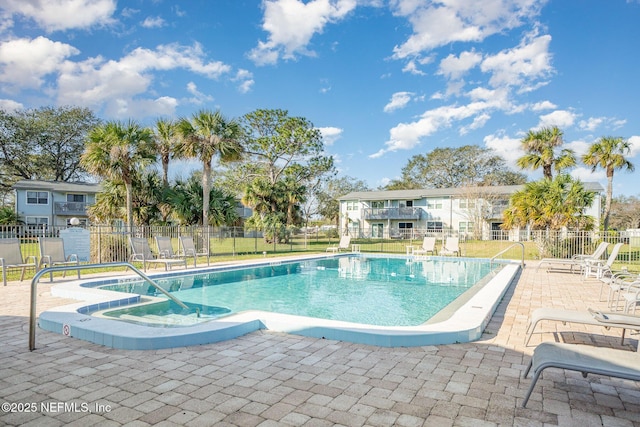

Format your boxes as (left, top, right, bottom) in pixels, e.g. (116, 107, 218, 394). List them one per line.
(316, 176, 371, 228)
(384, 145, 525, 190)
(0, 106, 99, 201)
(502, 174, 595, 231)
(582, 136, 635, 230)
(153, 118, 177, 187)
(175, 110, 242, 227)
(609, 195, 640, 230)
(81, 120, 156, 231)
(239, 109, 335, 231)
(167, 175, 239, 226)
(0, 206, 21, 225)
(517, 126, 576, 179)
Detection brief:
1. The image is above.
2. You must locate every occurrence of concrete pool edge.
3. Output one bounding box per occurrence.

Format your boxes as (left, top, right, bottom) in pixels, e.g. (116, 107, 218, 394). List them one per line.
(38, 256, 521, 349)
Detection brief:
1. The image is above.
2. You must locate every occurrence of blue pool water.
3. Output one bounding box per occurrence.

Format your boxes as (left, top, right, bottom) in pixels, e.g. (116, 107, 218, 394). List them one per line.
(100, 255, 499, 327)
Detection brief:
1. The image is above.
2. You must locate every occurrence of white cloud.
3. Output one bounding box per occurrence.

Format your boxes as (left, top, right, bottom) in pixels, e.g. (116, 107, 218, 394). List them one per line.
(233, 69, 254, 93)
(390, 0, 545, 58)
(565, 139, 590, 157)
(401, 60, 426, 75)
(571, 166, 605, 182)
(103, 96, 178, 119)
(1, 0, 117, 32)
(371, 100, 496, 157)
(531, 100, 556, 111)
(628, 135, 640, 157)
(185, 81, 213, 105)
(249, 0, 357, 65)
(0, 98, 23, 111)
(483, 132, 522, 170)
(318, 126, 343, 146)
(480, 33, 553, 89)
(437, 50, 482, 80)
(383, 91, 414, 113)
(0, 36, 79, 90)
(537, 109, 576, 129)
(141, 16, 165, 29)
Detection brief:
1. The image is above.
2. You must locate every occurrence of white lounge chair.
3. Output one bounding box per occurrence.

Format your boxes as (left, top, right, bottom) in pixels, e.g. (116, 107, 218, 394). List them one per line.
(536, 241, 610, 273)
(525, 307, 640, 346)
(440, 237, 460, 256)
(178, 235, 210, 267)
(412, 237, 437, 257)
(38, 237, 80, 282)
(584, 242, 623, 279)
(129, 237, 187, 271)
(326, 235, 351, 253)
(155, 236, 179, 258)
(0, 238, 38, 286)
(522, 341, 640, 407)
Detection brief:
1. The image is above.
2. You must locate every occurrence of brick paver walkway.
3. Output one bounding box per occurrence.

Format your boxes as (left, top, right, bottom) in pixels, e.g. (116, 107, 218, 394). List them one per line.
(1, 261, 640, 426)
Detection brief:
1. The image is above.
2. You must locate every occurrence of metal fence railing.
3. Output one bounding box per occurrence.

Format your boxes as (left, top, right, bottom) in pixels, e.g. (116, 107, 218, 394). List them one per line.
(2, 224, 639, 282)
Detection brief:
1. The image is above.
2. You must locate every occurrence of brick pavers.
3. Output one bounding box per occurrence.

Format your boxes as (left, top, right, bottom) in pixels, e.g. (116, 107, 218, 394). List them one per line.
(2, 262, 640, 426)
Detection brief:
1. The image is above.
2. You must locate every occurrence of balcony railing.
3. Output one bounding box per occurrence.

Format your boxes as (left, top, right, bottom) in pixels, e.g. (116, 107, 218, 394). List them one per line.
(362, 207, 422, 220)
(54, 202, 91, 215)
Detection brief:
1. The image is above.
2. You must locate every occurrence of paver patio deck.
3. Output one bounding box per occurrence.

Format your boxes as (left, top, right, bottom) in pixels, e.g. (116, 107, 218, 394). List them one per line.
(1, 260, 640, 426)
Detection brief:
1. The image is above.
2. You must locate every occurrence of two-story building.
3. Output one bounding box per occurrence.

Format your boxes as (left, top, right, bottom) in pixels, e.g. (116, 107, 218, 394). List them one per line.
(338, 183, 603, 240)
(13, 180, 101, 229)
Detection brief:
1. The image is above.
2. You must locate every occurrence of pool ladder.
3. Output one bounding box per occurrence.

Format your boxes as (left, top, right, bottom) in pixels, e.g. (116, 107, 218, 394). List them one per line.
(490, 242, 525, 269)
(29, 262, 191, 351)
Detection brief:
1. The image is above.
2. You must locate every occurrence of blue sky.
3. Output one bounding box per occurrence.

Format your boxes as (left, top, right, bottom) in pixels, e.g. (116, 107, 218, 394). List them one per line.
(1, 0, 640, 196)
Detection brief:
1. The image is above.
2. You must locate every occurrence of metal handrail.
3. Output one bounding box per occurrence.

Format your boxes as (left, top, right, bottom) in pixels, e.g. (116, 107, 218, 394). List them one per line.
(29, 261, 189, 351)
(490, 242, 525, 269)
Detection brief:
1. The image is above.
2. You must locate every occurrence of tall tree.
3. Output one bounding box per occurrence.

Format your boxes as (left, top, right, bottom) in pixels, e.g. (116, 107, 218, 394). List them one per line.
(0, 106, 99, 201)
(239, 109, 335, 228)
(81, 120, 156, 231)
(384, 145, 526, 190)
(175, 110, 243, 227)
(517, 126, 576, 179)
(153, 118, 177, 187)
(582, 136, 635, 230)
(316, 176, 371, 228)
(167, 174, 239, 226)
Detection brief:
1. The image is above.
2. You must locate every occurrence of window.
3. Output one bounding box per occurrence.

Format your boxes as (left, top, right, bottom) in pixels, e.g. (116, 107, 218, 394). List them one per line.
(459, 199, 476, 209)
(398, 222, 413, 229)
(26, 191, 48, 205)
(459, 221, 473, 233)
(426, 221, 443, 231)
(426, 198, 442, 209)
(67, 194, 86, 203)
(26, 217, 48, 228)
(346, 201, 358, 211)
(371, 201, 385, 209)
(405, 200, 413, 207)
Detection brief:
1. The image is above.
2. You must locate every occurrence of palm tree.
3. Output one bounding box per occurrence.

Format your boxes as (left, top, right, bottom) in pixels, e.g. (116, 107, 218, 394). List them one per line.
(153, 118, 177, 187)
(81, 120, 156, 231)
(582, 136, 635, 230)
(517, 126, 576, 179)
(502, 174, 595, 231)
(175, 110, 243, 227)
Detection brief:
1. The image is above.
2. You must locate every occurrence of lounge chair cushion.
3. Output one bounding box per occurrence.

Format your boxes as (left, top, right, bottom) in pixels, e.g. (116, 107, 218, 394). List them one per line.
(522, 342, 640, 407)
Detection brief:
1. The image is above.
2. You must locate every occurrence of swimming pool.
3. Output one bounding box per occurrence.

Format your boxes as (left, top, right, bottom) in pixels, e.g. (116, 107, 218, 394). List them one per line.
(40, 254, 521, 349)
(97, 256, 497, 327)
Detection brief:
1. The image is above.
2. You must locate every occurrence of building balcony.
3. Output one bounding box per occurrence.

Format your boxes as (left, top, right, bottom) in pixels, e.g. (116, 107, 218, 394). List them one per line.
(362, 207, 422, 220)
(54, 202, 92, 216)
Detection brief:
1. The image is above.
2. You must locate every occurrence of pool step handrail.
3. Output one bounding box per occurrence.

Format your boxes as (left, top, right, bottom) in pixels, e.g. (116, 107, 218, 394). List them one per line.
(29, 261, 190, 351)
(490, 242, 525, 269)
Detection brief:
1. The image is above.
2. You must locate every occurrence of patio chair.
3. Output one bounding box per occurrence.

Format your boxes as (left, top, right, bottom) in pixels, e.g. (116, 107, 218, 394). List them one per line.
(522, 341, 640, 408)
(524, 307, 640, 346)
(178, 235, 210, 267)
(0, 238, 38, 286)
(440, 237, 460, 256)
(155, 236, 180, 259)
(38, 237, 80, 282)
(412, 236, 437, 257)
(536, 241, 610, 273)
(326, 235, 351, 253)
(584, 242, 623, 279)
(129, 237, 187, 271)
